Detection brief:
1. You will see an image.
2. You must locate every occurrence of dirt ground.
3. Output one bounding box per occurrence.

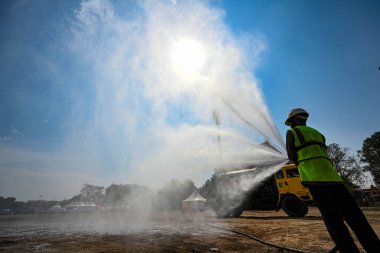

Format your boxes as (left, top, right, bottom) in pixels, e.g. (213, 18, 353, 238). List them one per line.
(1, 207, 379, 253)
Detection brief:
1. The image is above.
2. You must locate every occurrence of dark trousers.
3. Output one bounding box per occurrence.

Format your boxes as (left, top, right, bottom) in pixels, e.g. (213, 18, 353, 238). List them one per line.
(307, 184, 380, 253)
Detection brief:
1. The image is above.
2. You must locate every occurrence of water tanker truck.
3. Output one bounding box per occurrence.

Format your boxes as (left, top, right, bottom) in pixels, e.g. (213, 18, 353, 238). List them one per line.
(213, 163, 313, 218)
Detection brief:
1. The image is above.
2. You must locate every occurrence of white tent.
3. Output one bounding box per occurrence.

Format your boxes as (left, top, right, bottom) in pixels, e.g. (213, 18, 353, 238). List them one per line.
(182, 189, 207, 212)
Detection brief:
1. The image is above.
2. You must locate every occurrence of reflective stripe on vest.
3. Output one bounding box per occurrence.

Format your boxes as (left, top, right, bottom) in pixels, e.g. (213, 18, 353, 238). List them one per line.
(290, 126, 330, 163)
(290, 126, 343, 183)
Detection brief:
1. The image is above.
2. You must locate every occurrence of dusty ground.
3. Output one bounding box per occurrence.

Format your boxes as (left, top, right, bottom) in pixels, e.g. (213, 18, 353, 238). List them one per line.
(1, 207, 379, 253)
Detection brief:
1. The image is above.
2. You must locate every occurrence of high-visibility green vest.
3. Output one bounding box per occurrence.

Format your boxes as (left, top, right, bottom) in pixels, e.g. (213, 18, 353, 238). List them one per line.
(289, 126, 343, 185)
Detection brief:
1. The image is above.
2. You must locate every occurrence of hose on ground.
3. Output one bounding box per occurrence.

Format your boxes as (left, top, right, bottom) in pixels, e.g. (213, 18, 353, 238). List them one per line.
(206, 223, 338, 253)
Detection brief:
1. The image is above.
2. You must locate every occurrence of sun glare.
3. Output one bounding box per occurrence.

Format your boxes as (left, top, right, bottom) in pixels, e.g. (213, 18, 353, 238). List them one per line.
(171, 39, 206, 76)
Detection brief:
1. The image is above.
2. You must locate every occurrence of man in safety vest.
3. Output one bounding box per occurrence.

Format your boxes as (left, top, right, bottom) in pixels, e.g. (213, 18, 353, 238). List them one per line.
(285, 108, 379, 253)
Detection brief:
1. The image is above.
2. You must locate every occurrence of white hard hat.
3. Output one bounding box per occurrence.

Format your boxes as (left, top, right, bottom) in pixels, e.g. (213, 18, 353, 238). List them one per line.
(285, 108, 309, 126)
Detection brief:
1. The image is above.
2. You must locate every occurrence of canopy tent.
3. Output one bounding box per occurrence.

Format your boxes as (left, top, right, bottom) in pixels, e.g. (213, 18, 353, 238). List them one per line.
(182, 189, 207, 212)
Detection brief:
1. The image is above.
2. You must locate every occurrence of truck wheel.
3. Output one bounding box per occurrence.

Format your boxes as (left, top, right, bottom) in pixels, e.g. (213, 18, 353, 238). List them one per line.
(231, 206, 243, 217)
(215, 206, 231, 218)
(282, 195, 308, 217)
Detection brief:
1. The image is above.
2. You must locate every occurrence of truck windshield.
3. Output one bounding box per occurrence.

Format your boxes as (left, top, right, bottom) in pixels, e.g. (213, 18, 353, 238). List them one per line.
(275, 170, 284, 179)
(286, 168, 299, 178)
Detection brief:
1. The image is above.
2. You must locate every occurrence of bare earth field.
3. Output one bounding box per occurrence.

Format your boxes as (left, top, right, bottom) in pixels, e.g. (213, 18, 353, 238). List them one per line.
(1, 207, 379, 253)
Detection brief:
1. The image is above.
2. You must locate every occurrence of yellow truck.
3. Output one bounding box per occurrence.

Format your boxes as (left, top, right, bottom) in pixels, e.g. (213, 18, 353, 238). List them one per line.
(213, 163, 313, 218)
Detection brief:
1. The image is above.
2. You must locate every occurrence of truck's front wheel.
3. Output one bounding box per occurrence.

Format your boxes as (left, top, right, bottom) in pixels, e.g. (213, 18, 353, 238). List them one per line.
(282, 195, 308, 217)
(214, 199, 243, 218)
(231, 205, 243, 217)
(215, 206, 231, 218)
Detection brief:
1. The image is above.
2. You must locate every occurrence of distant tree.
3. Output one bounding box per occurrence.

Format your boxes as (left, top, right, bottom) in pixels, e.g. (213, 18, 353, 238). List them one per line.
(0, 197, 16, 209)
(327, 143, 364, 188)
(156, 179, 195, 210)
(359, 132, 380, 183)
(200, 173, 218, 199)
(105, 184, 128, 206)
(78, 184, 105, 205)
(105, 184, 151, 209)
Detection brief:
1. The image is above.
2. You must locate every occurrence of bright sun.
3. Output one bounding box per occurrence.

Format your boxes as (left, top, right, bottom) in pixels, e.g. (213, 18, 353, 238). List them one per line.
(171, 39, 206, 76)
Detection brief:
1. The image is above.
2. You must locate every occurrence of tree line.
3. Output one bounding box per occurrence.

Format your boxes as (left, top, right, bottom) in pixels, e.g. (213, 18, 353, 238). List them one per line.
(0, 180, 197, 213)
(330, 131, 380, 188)
(64, 179, 197, 211)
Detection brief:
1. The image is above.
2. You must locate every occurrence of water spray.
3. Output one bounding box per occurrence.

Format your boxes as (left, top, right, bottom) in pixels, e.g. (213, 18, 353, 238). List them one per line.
(212, 109, 222, 162)
(219, 96, 286, 156)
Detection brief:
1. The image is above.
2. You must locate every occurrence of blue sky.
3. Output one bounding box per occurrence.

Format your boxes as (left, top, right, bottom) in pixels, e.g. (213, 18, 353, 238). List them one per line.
(215, 0, 380, 150)
(0, 0, 379, 201)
